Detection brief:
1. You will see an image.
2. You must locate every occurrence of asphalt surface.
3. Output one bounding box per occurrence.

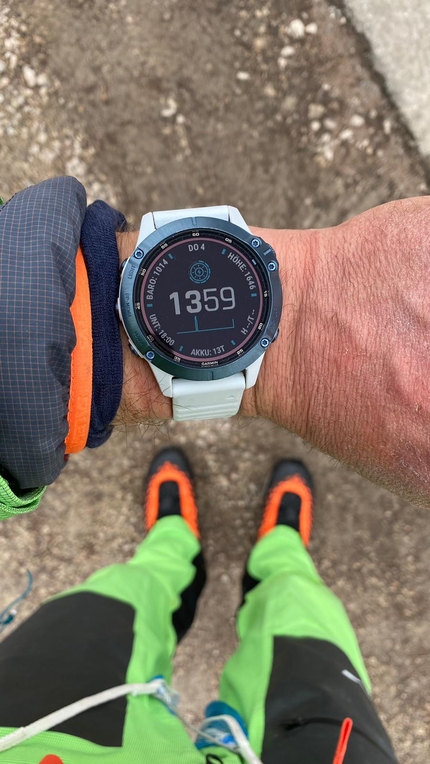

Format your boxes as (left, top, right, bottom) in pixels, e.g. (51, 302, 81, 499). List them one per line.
(0, 1, 429, 762)
(344, 0, 430, 159)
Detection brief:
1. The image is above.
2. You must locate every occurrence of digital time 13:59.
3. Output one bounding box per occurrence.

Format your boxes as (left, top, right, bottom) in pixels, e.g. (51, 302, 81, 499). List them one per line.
(169, 287, 236, 315)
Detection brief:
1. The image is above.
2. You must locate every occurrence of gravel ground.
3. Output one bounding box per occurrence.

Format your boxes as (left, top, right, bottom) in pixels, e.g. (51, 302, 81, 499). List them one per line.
(0, 1, 429, 762)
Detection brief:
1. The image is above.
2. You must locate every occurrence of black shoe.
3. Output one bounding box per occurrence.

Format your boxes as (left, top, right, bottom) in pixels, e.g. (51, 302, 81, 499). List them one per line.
(242, 459, 315, 601)
(144, 447, 200, 537)
(257, 459, 314, 546)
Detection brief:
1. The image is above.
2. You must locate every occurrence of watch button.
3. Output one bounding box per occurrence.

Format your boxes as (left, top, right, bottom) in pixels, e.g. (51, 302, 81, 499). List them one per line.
(272, 328, 280, 343)
(120, 258, 129, 272)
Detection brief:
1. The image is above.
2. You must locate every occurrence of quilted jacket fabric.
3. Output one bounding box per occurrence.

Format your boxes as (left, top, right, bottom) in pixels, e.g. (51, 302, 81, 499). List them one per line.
(0, 177, 87, 495)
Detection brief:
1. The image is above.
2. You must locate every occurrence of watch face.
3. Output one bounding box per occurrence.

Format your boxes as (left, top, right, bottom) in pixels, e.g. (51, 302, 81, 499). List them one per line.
(134, 231, 271, 368)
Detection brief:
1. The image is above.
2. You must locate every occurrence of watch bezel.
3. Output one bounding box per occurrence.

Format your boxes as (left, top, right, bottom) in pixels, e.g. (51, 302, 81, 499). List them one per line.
(118, 216, 282, 382)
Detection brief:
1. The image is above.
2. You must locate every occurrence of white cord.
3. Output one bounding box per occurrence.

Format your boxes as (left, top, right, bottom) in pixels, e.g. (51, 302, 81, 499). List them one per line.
(0, 681, 263, 764)
(0, 680, 163, 753)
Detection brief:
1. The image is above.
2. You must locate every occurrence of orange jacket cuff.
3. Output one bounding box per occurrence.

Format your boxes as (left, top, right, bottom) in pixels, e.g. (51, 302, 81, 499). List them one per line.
(65, 245, 93, 454)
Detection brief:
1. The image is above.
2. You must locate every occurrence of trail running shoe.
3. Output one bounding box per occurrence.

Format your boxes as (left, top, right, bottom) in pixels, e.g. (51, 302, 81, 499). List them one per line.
(144, 447, 200, 538)
(257, 459, 314, 546)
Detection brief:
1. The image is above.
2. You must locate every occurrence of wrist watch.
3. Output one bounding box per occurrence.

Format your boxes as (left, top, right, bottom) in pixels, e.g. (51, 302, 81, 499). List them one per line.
(117, 205, 282, 421)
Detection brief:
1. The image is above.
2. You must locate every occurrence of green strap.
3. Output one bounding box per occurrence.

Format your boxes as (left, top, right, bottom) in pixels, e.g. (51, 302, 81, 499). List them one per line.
(0, 475, 46, 519)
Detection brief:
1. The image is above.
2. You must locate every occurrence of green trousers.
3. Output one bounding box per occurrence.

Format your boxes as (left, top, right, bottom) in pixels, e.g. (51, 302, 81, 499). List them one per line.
(0, 517, 397, 763)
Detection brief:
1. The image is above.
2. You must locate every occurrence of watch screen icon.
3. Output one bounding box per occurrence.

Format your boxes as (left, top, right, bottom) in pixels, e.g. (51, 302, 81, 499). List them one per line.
(189, 260, 211, 284)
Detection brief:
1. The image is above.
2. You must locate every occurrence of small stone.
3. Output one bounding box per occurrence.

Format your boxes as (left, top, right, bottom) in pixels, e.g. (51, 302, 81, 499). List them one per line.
(277, 57, 288, 71)
(236, 71, 250, 81)
(281, 94, 298, 113)
(305, 22, 318, 35)
(350, 114, 365, 128)
(286, 18, 305, 39)
(310, 120, 321, 132)
(12, 93, 25, 109)
(369, 108, 378, 119)
(22, 65, 37, 87)
(308, 103, 325, 119)
(160, 96, 177, 118)
(323, 146, 334, 162)
(176, 113, 186, 125)
(383, 118, 392, 135)
(253, 36, 267, 53)
(36, 72, 49, 87)
(280, 45, 295, 58)
(0, 61, 6, 74)
(339, 128, 354, 141)
(323, 117, 337, 130)
(263, 83, 276, 98)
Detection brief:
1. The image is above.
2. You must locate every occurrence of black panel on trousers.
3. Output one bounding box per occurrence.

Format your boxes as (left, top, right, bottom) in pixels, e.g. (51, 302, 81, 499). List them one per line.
(172, 551, 206, 642)
(261, 636, 398, 764)
(0, 592, 135, 747)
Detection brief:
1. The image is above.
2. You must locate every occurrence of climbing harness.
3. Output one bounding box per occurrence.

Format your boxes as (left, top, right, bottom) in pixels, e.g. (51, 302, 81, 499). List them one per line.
(0, 678, 263, 763)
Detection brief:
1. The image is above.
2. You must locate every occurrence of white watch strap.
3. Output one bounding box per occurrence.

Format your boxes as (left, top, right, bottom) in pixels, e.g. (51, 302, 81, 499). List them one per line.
(149, 205, 248, 421)
(138, 205, 249, 247)
(172, 374, 246, 421)
(152, 205, 229, 230)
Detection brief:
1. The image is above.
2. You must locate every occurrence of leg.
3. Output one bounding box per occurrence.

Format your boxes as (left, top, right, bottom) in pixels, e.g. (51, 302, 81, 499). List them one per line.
(0, 448, 206, 764)
(218, 461, 398, 764)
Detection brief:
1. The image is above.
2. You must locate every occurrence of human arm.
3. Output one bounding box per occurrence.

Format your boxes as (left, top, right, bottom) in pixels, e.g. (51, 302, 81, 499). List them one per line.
(116, 197, 430, 508)
(2, 177, 429, 518)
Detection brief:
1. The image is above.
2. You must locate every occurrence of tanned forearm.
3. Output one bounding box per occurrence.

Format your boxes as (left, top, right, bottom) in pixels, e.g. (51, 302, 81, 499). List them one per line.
(116, 197, 430, 508)
(259, 197, 430, 508)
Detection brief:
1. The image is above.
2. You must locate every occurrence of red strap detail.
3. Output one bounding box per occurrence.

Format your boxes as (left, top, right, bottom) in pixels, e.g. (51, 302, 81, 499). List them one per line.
(332, 718, 353, 764)
(39, 756, 64, 764)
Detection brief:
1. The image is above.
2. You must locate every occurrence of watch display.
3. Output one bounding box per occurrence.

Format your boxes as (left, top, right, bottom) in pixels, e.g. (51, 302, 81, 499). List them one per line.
(134, 231, 270, 368)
